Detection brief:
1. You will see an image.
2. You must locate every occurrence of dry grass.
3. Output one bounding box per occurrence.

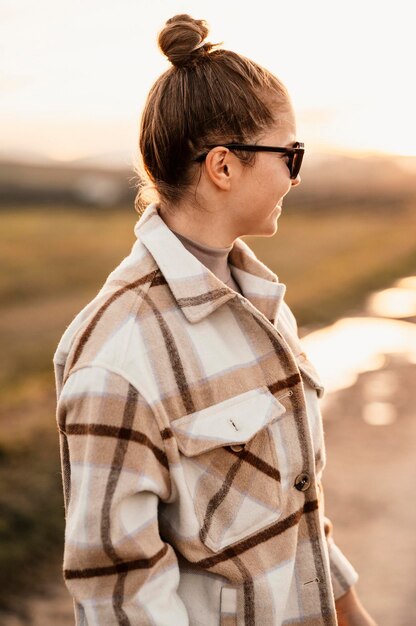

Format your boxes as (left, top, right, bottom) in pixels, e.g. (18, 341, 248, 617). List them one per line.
(0, 205, 137, 306)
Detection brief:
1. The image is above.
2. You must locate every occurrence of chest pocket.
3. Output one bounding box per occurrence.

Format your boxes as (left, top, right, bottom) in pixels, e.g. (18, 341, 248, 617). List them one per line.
(171, 386, 288, 553)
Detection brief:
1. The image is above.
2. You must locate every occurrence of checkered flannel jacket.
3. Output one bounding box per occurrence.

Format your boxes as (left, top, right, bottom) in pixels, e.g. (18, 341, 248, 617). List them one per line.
(53, 202, 358, 625)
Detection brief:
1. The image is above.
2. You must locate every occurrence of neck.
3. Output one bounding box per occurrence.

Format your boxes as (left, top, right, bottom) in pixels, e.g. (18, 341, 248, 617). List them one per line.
(157, 202, 237, 248)
(168, 226, 243, 296)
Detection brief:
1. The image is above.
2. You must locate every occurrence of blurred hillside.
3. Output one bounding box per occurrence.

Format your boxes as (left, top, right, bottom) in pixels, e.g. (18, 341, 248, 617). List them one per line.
(0, 152, 415, 208)
(290, 153, 415, 208)
(0, 159, 136, 207)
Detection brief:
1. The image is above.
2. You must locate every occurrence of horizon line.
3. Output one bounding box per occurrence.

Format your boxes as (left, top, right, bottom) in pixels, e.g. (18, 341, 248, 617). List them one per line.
(1, 146, 414, 171)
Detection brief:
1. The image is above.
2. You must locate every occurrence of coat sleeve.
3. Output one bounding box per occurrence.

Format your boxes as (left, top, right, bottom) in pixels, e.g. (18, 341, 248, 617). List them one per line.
(56, 365, 189, 625)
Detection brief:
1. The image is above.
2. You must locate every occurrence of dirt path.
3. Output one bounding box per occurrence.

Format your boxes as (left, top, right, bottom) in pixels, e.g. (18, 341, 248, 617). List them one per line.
(0, 581, 73, 626)
(323, 358, 416, 625)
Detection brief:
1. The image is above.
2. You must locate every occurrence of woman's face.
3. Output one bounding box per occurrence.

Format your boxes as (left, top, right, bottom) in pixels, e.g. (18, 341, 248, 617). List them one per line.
(230, 105, 301, 238)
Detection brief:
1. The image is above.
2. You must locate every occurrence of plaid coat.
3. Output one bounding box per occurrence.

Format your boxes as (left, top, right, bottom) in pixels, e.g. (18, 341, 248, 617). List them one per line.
(54, 202, 358, 625)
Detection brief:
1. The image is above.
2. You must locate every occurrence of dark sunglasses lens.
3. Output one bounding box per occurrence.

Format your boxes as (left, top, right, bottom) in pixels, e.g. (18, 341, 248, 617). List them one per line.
(291, 151, 303, 179)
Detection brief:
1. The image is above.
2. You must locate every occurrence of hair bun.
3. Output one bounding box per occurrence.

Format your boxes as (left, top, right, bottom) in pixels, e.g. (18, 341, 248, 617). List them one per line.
(158, 14, 214, 67)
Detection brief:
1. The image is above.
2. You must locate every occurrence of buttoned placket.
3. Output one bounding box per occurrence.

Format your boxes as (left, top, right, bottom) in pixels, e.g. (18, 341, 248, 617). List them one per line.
(234, 292, 317, 492)
(234, 292, 337, 618)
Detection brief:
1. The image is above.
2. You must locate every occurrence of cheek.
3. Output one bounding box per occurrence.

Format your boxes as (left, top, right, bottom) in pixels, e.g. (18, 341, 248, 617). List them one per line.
(264, 160, 286, 185)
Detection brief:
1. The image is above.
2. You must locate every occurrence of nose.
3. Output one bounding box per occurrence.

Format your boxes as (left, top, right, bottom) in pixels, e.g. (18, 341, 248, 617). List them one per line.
(291, 174, 301, 187)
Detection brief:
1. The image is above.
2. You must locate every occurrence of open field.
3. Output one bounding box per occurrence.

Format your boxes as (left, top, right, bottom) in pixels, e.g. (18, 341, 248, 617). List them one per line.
(249, 200, 416, 325)
(1, 198, 416, 614)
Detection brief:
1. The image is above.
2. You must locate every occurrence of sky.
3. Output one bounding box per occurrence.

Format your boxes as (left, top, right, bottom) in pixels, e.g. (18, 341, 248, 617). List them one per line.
(1, 0, 415, 165)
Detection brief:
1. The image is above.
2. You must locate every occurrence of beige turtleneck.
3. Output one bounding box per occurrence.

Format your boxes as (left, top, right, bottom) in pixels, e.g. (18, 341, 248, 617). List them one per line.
(170, 228, 243, 295)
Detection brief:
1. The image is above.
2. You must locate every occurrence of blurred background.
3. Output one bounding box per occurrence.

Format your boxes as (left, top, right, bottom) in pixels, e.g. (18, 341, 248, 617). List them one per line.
(0, 0, 415, 624)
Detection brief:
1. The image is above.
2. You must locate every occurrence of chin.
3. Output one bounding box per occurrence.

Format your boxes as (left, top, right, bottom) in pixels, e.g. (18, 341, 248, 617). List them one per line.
(241, 214, 279, 237)
(266, 223, 279, 236)
(256, 220, 279, 237)
(267, 212, 281, 232)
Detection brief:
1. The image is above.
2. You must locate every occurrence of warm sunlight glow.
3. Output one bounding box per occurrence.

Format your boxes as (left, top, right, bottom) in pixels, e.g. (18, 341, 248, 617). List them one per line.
(302, 317, 416, 396)
(367, 286, 416, 319)
(1, 0, 414, 164)
(362, 402, 397, 426)
(302, 277, 416, 397)
(313, 102, 416, 157)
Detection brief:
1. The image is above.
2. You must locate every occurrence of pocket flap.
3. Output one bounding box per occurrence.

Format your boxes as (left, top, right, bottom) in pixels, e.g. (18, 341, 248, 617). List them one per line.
(171, 386, 286, 457)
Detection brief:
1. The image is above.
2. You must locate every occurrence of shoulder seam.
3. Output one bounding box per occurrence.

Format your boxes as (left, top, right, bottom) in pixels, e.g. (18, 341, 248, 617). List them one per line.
(63, 361, 155, 406)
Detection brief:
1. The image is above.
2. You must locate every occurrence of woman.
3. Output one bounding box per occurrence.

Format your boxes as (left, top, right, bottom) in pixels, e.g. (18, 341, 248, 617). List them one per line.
(54, 14, 376, 626)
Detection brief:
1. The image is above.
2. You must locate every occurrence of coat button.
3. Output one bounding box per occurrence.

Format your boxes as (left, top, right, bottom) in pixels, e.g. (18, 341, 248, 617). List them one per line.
(294, 472, 311, 491)
(230, 444, 245, 452)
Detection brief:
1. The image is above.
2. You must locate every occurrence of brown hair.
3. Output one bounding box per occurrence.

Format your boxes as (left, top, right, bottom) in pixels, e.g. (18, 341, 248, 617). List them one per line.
(134, 14, 290, 214)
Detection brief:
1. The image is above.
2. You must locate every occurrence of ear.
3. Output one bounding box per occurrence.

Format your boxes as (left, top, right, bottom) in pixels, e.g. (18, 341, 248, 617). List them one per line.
(203, 147, 236, 191)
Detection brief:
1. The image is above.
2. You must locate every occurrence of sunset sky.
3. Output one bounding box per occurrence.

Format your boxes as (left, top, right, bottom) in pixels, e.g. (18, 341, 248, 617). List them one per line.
(1, 0, 414, 165)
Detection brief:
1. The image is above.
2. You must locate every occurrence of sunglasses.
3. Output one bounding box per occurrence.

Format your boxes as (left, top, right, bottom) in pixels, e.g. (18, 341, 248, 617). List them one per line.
(194, 141, 305, 180)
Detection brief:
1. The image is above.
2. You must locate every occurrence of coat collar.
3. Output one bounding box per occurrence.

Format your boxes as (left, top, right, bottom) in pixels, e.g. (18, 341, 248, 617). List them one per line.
(135, 203, 286, 324)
